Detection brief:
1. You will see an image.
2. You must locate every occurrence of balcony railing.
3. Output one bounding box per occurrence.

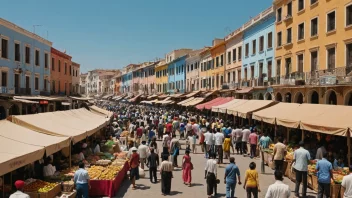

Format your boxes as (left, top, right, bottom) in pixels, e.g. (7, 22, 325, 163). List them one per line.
(305, 66, 352, 85)
(15, 88, 31, 95)
(223, 82, 240, 89)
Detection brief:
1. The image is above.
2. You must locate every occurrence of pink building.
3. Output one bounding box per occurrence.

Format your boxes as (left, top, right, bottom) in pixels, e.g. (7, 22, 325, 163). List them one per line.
(140, 61, 159, 95)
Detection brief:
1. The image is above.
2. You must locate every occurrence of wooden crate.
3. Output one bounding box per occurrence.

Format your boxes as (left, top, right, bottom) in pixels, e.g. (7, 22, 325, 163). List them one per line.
(38, 184, 61, 198)
(60, 191, 77, 198)
(330, 183, 341, 198)
(312, 175, 318, 192)
(24, 191, 38, 198)
(341, 186, 345, 198)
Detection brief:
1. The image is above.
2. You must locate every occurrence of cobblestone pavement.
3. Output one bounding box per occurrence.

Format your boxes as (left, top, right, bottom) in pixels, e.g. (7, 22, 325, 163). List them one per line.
(108, 139, 316, 198)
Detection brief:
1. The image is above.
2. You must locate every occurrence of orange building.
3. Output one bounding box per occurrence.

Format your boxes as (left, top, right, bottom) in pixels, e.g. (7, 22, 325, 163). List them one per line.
(210, 39, 226, 89)
(50, 48, 72, 95)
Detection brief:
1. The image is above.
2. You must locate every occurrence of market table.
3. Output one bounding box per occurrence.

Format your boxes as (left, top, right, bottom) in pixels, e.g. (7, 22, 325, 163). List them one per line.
(89, 161, 129, 197)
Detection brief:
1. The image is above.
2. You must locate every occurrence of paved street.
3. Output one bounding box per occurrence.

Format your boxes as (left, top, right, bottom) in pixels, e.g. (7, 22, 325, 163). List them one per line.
(110, 139, 316, 198)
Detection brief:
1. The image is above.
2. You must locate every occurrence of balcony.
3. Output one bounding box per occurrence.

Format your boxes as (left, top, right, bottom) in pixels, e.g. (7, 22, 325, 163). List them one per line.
(15, 88, 31, 95)
(305, 66, 352, 85)
(222, 82, 240, 89)
(279, 72, 305, 86)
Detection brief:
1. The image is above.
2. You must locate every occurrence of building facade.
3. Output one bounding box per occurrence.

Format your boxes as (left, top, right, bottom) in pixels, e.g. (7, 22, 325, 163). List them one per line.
(242, 6, 276, 99)
(273, 0, 352, 105)
(71, 61, 80, 95)
(168, 55, 187, 93)
(79, 73, 87, 95)
(186, 49, 206, 92)
(140, 61, 158, 94)
(51, 47, 72, 95)
(210, 39, 226, 90)
(199, 49, 213, 91)
(155, 60, 168, 93)
(224, 28, 243, 90)
(0, 18, 52, 96)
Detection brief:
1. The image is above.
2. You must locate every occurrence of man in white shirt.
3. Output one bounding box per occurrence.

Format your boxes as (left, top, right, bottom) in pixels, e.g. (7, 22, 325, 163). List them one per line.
(232, 127, 243, 154)
(9, 180, 30, 198)
(242, 127, 251, 156)
(342, 166, 352, 198)
(43, 158, 57, 177)
(265, 170, 290, 198)
(214, 128, 224, 164)
(138, 141, 149, 169)
(205, 153, 218, 197)
(204, 129, 214, 159)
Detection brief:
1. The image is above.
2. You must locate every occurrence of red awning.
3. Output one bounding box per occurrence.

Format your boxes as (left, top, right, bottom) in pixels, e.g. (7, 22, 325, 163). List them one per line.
(196, 97, 233, 110)
(204, 97, 234, 110)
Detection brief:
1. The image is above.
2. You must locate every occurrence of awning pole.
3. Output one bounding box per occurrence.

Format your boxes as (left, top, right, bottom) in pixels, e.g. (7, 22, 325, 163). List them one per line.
(348, 129, 351, 167)
(301, 129, 305, 141)
(261, 120, 265, 174)
(286, 127, 290, 142)
(69, 143, 72, 169)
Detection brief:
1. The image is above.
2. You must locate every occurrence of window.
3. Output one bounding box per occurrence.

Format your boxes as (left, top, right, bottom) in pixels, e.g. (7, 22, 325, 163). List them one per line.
(298, 23, 305, 40)
(277, 32, 282, 47)
(227, 72, 230, 82)
(35, 50, 40, 66)
(1, 72, 7, 87)
(52, 58, 55, 71)
(44, 79, 47, 91)
(70, 65, 72, 75)
(58, 60, 61, 72)
(268, 61, 272, 79)
(245, 43, 249, 57)
(276, 59, 281, 76)
(227, 51, 231, 64)
(259, 36, 264, 52)
(238, 47, 242, 60)
(311, 0, 318, 5)
(220, 54, 223, 66)
(252, 40, 256, 54)
(44, 53, 48, 68)
(277, 7, 282, 22)
(76, 70, 78, 77)
(15, 43, 20, 61)
(297, 54, 304, 73)
(327, 11, 336, 32)
(268, 32, 273, 48)
(1, 38, 8, 59)
(64, 63, 67, 74)
(287, 2, 292, 16)
(311, 18, 318, 36)
(298, 0, 304, 11)
(35, 77, 39, 90)
(232, 48, 236, 61)
(347, 43, 352, 67)
(216, 57, 219, 67)
(311, 51, 318, 71)
(201, 63, 203, 71)
(346, 4, 352, 26)
(327, 47, 336, 69)
(25, 46, 30, 64)
(286, 28, 292, 44)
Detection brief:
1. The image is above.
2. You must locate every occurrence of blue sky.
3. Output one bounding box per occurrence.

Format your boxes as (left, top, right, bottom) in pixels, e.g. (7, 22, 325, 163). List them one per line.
(1, 0, 271, 73)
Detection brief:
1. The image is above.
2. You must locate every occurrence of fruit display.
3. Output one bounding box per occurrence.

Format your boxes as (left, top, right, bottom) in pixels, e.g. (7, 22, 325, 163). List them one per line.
(60, 166, 78, 178)
(87, 165, 105, 179)
(332, 168, 349, 184)
(98, 165, 122, 180)
(23, 180, 57, 192)
(95, 159, 111, 166)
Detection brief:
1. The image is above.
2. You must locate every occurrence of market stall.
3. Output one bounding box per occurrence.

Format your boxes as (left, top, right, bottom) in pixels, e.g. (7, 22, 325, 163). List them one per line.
(226, 100, 249, 115)
(211, 99, 240, 113)
(177, 97, 194, 105)
(182, 97, 205, 107)
(90, 105, 114, 118)
(203, 97, 233, 110)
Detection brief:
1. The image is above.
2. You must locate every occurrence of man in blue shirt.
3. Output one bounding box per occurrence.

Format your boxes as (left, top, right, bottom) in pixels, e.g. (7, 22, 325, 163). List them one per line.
(316, 152, 333, 198)
(292, 141, 311, 198)
(224, 157, 241, 198)
(74, 162, 90, 198)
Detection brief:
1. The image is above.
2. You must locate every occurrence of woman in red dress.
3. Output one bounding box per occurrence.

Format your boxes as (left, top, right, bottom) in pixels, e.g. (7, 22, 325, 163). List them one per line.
(182, 150, 193, 187)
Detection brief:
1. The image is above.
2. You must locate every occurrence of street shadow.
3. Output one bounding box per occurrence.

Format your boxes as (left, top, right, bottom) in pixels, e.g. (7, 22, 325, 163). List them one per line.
(135, 184, 151, 190)
(169, 191, 183, 196)
(214, 193, 226, 197)
(114, 179, 130, 197)
(190, 183, 204, 187)
(260, 173, 274, 175)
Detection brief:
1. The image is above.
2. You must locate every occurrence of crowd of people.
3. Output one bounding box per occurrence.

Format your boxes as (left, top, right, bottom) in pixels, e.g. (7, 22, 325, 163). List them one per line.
(8, 102, 352, 198)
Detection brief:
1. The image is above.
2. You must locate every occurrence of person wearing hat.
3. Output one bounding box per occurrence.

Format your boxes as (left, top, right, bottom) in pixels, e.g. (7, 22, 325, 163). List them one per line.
(292, 141, 311, 198)
(129, 147, 140, 190)
(9, 180, 29, 198)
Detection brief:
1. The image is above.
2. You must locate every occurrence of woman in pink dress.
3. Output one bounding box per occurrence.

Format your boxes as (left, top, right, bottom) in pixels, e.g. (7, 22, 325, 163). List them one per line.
(182, 150, 193, 187)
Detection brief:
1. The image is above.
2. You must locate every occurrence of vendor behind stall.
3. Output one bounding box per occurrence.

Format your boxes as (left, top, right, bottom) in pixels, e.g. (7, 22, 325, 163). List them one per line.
(43, 157, 57, 177)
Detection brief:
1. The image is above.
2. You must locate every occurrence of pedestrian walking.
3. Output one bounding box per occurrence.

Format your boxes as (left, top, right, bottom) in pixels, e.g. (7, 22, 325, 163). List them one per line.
(292, 141, 311, 198)
(214, 128, 224, 164)
(242, 126, 251, 156)
(147, 148, 159, 183)
(272, 137, 287, 172)
(224, 157, 241, 198)
(243, 162, 260, 198)
(138, 141, 149, 169)
(182, 150, 193, 187)
(205, 153, 218, 198)
(233, 127, 243, 154)
(129, 147, 140, 190)
(223, 134, 233, 160)
(74, 162, 90, 198)
(199, 127, 206, 153)
(248, 130, 258, 159)
(204, 128, 214, 158)
(316, 152, 333, 198)
(191, 133, 197, 154)
(341, 165, 352, 197)
(265, 170, 290, 198)
(158, 123, 164, 140)
(160, 153, 173, 195)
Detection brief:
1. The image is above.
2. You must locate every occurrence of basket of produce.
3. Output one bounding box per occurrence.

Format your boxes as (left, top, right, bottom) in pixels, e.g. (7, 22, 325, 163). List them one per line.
(62, 181, 74, 192)
(87, 166, 105, 179)
(93, 159, 111, 166)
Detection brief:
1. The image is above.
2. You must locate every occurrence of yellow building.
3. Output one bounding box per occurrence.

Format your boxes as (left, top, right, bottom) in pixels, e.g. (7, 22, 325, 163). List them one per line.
(155, 60, 168, 93)
(273, 0, 352, 105)
(210, 39, 226, 90)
